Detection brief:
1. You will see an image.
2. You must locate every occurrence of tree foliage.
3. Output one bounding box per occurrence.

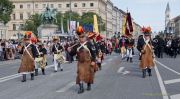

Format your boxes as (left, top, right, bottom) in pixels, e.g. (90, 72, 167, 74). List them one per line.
(81, 12, 105, 32)
(63, 11, 81, 32)
(23, 14, 42, 37)
(23, 11, 106, 36)
(0, 0, 14, 24)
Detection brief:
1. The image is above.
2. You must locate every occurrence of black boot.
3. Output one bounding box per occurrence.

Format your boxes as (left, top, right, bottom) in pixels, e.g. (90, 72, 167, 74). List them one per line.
(142, 69, 146, 78)
(87, 83, 91, 91)
(147, 68, 152, 76)
(127, 57, 129, 62)
(31, 73, 34, 80)
(78, 83, 84, 94)
(35, 69, 38, 76)
(42, 68, 45, 75)
(21, 74, 26, 82)
(130, 58, 133, 63)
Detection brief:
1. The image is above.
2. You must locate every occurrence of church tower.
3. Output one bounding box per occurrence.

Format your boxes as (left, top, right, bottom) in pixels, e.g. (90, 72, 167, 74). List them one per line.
(165, 2, 170, 28)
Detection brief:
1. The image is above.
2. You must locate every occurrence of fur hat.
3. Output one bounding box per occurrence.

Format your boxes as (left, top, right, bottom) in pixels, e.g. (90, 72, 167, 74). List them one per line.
(76, 26, 85, 38)
(141, 26, 152, 36)
(24, 31, 32, 41)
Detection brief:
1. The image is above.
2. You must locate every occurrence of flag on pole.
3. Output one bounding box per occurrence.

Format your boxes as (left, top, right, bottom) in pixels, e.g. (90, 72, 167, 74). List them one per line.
(122, 16, 127, 35)
(93, 15, 99, 36)
(70, 21, 76, 33)
(125, 12, 133, 36)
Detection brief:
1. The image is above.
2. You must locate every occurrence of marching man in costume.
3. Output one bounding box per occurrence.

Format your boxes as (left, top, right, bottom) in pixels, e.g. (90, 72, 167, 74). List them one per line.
(34, 40, 47, 76)
(119, 35, 127, 59)
(39, 44, 47, 75)
(18, 31, 37, 82)
(137, 26, 155, 78)
(68, 26, 97, 94)
(126, 34, 135, 63)
(52, 37, 64, 72)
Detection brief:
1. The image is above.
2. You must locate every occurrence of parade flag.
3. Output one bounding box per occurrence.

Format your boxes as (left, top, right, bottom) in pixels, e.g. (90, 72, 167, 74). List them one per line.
(93, 15, 99, 36)
(70, 21, 76, 34)
(122, 16, 127, 35)
(61, 17, 64, 34)
(125, 12, 133, 36)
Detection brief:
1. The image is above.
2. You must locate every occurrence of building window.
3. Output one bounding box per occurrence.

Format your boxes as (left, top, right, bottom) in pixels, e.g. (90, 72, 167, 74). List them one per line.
(20, 24, 24, 29)
(43, 4, 46, 8)
(58, 4, 62, 8)
(66, 4, 70, 8)
(90, 3, 94, 7)
(20, 13, 23, 20)
(12, 14, 16, 20)
(27, 13, 31, 19)
(74, 3, 77, 7)
(27, 4, 31, 8)
(50, 4, 54, 8)
(13, 24, 16, 30)
(35, 4, 38, 8)
(20, 5, 23, 9)
(82, 3, 86, 7)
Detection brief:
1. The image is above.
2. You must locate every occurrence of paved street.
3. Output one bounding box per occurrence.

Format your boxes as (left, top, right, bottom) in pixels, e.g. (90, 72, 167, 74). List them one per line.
(0, 53, 180, 99)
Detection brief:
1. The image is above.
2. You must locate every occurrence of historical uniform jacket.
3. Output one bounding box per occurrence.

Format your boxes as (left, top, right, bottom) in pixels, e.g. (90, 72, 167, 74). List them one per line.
(126, 38, 135, 48)
(52, 43, 63, 54)
(138, 38, 155, 69)
(69, 41, 96, 84)
(18, 43, 37, 73)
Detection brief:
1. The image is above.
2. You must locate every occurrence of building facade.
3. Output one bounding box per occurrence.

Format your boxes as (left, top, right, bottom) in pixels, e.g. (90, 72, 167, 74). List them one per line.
(174, 16, 180, 36)
(6, 0, 141, 39)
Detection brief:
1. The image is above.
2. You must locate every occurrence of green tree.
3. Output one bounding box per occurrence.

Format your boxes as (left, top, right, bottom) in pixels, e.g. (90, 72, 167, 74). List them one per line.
(0, 0, 14, 24)
(63, 11, 80, 32)
(81, 12, 105, 32)
(23, 14, 42, 37)
(55, 12, 63, 29)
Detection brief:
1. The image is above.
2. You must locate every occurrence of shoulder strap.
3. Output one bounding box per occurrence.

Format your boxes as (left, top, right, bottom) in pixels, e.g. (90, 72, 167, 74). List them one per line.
(23, 44, 33, 59)
(36, 46, 40, 55)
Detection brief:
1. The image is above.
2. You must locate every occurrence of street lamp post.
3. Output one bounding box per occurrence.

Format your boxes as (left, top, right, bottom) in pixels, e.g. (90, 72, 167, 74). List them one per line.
(0, 30, 2, 39)
(69, 0, 72, 34)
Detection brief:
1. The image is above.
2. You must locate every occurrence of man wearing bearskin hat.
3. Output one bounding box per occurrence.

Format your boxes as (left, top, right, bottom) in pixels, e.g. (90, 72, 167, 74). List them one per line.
(52, 37, 64, 72)
(137, 27, 155, 78)
(68, 26, 97, 94)
(126, 34, 135, 63)
(18, 31, 37, 82)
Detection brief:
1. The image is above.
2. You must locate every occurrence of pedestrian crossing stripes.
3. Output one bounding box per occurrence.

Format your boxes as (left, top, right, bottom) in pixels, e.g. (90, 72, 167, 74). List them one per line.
(164, 78, 180, 85)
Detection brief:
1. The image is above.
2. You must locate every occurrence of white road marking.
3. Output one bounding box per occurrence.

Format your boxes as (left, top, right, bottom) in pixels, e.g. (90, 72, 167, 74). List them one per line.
(164, 78, 180, 85)
(122, 71, 130, 75)
(56, 82, 76, 93)
(0, 65, 53, 83)
(102, 62, 106, 66)
(155, 60, 180, 75)
(154, 66, 169, 99)
(170, 94, 180, 99)
(117, 67, 125, 74)
(0, 74, 21, 83)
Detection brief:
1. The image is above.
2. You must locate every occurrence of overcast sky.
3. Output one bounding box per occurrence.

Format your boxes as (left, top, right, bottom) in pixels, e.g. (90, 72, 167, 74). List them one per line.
(111, 0, 180, 32)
